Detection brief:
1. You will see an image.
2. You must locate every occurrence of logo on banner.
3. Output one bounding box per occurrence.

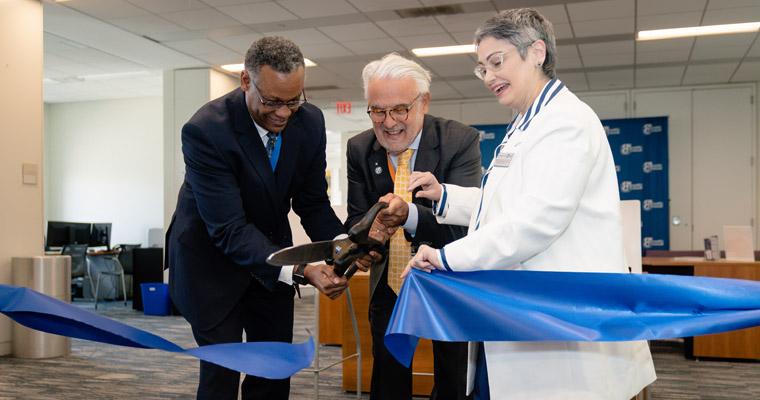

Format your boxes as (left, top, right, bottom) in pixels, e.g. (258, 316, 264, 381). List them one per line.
(642, 123, 663, 135)
(479, 130, 495, 141)
(643, 199, 664, 211)
(621, 181, 643, 193)
(643, 237, 665, 248)
(604, 125, 621, 135)
(642, 161, 663, 173)
(620, 143, 643, 155)
(615, 165, 621, 173)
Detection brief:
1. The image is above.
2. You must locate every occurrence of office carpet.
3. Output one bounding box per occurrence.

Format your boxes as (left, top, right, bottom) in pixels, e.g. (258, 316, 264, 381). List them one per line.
(0, 296, 758, 399)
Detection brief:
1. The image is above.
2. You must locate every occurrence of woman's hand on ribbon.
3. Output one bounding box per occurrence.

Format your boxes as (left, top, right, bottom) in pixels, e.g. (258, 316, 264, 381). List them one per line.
(408, 172, 442, 201)
(402, 244, 444, 278)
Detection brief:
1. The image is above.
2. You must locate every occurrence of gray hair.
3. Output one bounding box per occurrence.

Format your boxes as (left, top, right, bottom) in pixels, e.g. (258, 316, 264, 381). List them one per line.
(474, 8, 557, 79)
(362, 53, 432, 99)
(244, 36, 304, 77)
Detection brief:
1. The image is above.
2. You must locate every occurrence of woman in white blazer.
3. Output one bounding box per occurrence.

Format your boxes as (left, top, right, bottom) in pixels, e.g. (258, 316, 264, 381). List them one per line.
(402, 8, 656, 400)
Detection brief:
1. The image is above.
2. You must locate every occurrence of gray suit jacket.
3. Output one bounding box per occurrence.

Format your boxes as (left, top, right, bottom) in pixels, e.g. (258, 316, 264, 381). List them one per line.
(345, 114, 482, 298)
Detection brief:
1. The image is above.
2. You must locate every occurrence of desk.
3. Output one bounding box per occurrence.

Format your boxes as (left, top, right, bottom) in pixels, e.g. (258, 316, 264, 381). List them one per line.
(643, 257, 760, 360)
(324, 273, 434, 395)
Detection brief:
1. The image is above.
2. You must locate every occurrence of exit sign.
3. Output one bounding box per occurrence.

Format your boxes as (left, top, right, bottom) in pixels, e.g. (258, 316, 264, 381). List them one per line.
(336, 101, 352, 114)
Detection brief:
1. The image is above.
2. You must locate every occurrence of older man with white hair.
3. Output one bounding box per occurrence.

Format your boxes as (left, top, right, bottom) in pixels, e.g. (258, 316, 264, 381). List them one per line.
(345, 53, 482, 400)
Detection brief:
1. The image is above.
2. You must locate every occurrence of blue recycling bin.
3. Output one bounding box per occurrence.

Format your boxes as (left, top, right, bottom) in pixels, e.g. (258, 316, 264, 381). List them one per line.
(140, 283, 170, 316)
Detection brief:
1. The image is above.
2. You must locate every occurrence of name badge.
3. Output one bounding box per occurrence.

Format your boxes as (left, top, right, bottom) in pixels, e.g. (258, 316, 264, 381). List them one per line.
(493, 152, 514, 168)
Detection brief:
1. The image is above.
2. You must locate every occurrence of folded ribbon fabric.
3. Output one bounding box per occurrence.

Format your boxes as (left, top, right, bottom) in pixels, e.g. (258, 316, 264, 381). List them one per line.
(0, 284, 313, 379)
(384, 269, 760, 367)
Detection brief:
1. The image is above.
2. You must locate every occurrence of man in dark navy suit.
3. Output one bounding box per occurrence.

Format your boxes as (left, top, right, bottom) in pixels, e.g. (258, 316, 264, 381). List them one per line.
(166, 37, 351, 400)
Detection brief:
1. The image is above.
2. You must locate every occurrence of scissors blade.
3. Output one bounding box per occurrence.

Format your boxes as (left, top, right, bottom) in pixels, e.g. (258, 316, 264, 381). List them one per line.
(266, 240, 335, 266)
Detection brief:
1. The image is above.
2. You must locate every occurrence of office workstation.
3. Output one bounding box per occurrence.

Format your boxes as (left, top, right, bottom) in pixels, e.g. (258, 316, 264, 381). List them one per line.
(2, 0, 760, 399)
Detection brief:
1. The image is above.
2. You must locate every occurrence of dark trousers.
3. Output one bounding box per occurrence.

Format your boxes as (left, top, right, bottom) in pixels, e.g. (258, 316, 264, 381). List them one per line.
(369, 269, 470, 400)
(191, 280, 295, 400)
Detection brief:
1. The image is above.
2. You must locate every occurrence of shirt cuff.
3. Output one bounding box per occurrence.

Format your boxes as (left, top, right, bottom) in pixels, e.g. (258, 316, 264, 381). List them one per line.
(278, 264, 294, 285)
(439, 248, 452, 271)
(402, 202, 418, 236)
(432, 184, 448, 217)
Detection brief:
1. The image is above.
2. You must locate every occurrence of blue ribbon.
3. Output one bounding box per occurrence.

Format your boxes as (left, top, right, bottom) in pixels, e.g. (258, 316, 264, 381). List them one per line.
(0, 284, 313, 379)
(384, 269, 760, 367)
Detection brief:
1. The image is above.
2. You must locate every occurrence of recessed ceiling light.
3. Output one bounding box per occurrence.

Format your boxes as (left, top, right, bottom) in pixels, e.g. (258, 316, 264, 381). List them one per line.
(637, 22, 760, 41)
(221, 58, 317, 72)
(411, 44, 475, 57)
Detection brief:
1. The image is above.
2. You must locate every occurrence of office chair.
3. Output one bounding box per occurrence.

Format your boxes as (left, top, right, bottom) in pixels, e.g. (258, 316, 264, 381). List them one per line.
(62, 244, 91, 300)
(92, 255, 128, 310)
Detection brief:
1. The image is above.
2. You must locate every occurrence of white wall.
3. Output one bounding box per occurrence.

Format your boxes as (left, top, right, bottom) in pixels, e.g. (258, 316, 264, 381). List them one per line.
(44, 97, 163, 246)
(0, 0, 44, 356)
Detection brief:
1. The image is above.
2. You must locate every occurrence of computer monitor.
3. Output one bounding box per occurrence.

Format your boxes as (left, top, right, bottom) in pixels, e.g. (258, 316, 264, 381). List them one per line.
(90, 223, 112, 250)
(46, 221, 92, 249)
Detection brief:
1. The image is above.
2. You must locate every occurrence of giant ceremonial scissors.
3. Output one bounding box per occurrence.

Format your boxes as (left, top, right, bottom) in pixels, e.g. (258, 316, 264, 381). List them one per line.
(266, 202, 388, 279)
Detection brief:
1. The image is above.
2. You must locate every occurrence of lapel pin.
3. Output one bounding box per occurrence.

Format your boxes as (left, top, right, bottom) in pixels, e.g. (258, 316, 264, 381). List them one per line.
(374, 166, 383, 175)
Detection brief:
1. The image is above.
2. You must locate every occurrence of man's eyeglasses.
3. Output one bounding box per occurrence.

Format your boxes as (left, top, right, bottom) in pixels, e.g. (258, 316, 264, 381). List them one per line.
(252, 80, 307, 111)
(366, 93, 422, 123)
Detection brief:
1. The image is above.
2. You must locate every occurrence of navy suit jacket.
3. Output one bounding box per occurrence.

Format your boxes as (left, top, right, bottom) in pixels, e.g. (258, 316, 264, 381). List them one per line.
(167, 88, 344, 330)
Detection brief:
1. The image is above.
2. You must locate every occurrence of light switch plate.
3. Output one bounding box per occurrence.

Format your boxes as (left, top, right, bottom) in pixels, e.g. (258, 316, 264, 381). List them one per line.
(22, 163, 38, 185)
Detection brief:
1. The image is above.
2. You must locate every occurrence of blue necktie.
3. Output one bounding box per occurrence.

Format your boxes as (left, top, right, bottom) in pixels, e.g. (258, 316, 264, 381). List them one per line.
(266, 131, 278, 159)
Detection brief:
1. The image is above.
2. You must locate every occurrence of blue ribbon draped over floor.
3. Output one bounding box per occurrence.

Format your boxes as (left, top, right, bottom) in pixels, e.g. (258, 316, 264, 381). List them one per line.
(0, 284, 313, 379)
(384, 269, 760, 367)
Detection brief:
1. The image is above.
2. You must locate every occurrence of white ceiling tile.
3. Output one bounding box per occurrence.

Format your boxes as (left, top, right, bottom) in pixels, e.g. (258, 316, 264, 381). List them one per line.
(557, 72, 588, 92)
(108, 14, 187, 36)
(708, 0, 760, 9)
(216, 2, 297, 24)
(297, 42, 354, 59)
(201, 0, 272, 6)
(198, 50, 244, 65)
(452, 30, 476, 45)
(682, 62, 737, 84)
(636, 37, 694, 52)
(396, 34, 459, 49)
(583, 53, 633, 67)
(553, 23, 574, 40)
(702, 6, 760, 25)
(419, 0, 485, 5)
(749, 39, 760, 57)
(635, 66, 685, 88)
(533, 5, 569, 24)
(346, 0, 418, 12)
(436, 11, 494, 33)
(731, 61, 760, 82)
(636, 12, 703, 31)
(319, 60, 371, 80)
(557, 57, 582, 69)
(557, 45, 580, 60)
(376, 17, 446, 37)
(262, 28, 335, 46)
(567, 0, 634, 22)
(213, 32, 263, 53)
(636, 49, 692, 64)
(418, 54, 475, 78)
(61, 0, 149, 19)
(429, 80, 462, 100)
(126, 0, 207, 13)
(572, 18, 634, 38)
(586, 69, 633, 90)
(342, 38, 404, 55)
(304, 67, 342, 87)
(637, 0, 706, 16)
(693, 32, 757, 48)
(691, 45, 751, 60)
(164, 39, 232, 55)
(691, 33, 756, 60)
(161, 8, 242, 30)
(447, 79, 491, 98)
(278, 0, 356, 19)
(321, 22, 388, 42)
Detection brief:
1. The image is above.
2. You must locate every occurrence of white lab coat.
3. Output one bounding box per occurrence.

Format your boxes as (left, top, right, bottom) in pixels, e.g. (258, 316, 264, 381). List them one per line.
(436, 83, 656, 400)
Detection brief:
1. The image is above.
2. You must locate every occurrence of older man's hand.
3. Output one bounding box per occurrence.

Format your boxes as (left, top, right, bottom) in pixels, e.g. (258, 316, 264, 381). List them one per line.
(377, 193, 409, 229)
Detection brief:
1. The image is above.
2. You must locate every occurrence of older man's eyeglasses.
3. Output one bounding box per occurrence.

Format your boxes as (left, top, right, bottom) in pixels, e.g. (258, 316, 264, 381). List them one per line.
(366, 93, 422, 123)
(252, 80, 307, 111)
(474, 51, 509, 81)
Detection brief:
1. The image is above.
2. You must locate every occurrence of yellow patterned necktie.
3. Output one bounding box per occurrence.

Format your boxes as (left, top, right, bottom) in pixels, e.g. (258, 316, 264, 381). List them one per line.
(387, 148, 414, 294)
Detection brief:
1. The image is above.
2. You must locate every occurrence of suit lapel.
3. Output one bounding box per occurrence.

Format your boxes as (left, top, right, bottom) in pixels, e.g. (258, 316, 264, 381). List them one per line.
(368, 139, 394, 195)
(413, 115, 440, 176)
(274, 117, 301, 198)
(230, 90, 279, 208)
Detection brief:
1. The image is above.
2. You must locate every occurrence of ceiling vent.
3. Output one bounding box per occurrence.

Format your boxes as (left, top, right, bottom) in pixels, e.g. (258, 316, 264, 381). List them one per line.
(395, 4, 465, 18)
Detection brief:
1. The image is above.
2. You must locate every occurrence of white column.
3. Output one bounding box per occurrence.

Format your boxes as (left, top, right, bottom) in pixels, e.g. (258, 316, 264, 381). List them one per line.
(0, 0, 44, 355)
(163, 68, 238, 231)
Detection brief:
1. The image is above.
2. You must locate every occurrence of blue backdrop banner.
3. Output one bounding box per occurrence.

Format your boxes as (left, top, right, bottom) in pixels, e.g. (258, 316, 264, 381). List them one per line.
(603, 117, 669, 250)
(472, 124, 508, 169)
(0, 284, 314, 379)
(384, 269, 760, 367)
